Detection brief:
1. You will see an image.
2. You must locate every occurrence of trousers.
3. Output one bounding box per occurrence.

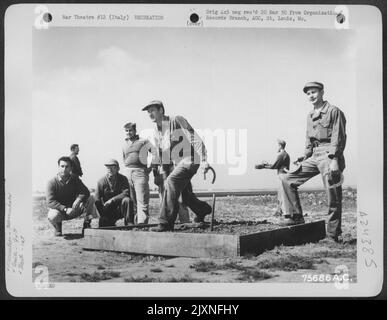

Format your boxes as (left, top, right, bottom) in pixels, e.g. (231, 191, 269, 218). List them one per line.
(159, 161, 212, 225)
(279, 146, 343, 237)
(47, 196, 97, 225)
(97, 197, 133, 227)
(125, 167, 150, 224)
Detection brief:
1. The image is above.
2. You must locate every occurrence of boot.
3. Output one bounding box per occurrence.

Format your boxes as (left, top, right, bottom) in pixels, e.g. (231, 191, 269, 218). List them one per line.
(150, 223, 174, 232)
(53, 222, 62, 237)
(82, 219, 91, 236)
(279, 215, 305, 226)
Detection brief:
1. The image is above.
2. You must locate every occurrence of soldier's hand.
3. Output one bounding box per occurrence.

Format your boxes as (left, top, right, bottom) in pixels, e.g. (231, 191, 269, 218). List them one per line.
(65, 207, 74, 217)
(329, 158, 340, 174)
(295, 156, 305, 164)
(72, 199, 81, 210)
(254, 164, 265, 170)
(201, 161, 210, 174)
(103, 199, 113, 208)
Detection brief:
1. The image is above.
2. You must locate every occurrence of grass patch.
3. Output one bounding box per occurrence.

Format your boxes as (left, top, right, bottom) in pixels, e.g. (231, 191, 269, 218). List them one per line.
(124, 275, 157, 282)
(190, 260, 217, 272)
(80, 270, 121, 282)
(309, 249, 356, 259)
(150, 268, 163, 273)
(164, 275, 199, 282)
(220, 261, 246, 271)
(236, 269, 274, 281)
(256, 254, 316, 271)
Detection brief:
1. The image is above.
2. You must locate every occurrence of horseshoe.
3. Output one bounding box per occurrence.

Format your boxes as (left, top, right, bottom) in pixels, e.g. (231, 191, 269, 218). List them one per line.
(203, 166, 216, 184)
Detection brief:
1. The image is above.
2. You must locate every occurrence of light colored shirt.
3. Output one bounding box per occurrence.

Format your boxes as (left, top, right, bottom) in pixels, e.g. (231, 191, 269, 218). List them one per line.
(152, 115, 207, 166)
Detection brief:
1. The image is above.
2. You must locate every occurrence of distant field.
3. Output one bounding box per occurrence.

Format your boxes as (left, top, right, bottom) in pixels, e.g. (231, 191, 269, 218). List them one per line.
(33, 189, 357, 283)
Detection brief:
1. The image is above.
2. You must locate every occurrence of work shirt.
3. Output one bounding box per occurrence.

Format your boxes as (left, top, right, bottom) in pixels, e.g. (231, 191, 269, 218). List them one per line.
(94, 173, 130, 213)
(122, 135, 154, 169)
(153, 115, 207, 166)
(305, 101, 347, 159)
(69, 154, 83, 177)
(266, 150, 290, 174)
(46, 174, 90, 212)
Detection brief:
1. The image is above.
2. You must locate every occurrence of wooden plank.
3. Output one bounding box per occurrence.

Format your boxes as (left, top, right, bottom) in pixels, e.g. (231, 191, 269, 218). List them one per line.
(239, 220, 326, 255)
(84, 229, 239, 258)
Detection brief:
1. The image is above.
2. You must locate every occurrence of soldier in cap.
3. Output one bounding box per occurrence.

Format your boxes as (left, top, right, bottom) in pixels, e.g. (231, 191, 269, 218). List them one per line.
(94, 159, 133, 227)
(142, 100, 212, 231)
(278, 82, 346, 241)
(122, 122, 157, 224)
(255, 139, 290, 216)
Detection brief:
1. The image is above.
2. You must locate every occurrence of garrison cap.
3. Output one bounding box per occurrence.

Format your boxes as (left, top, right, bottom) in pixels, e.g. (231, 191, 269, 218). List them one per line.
(303, 82, 324, 93)
(277, 139, 286, 148)
(104, 159, 119, 167)
(123, 122, 136, 130)
(142, 100, 165, 112)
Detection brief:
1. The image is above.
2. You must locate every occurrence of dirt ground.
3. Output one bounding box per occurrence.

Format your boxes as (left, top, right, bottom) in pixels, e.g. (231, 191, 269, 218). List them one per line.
(33, 189, 357, 283)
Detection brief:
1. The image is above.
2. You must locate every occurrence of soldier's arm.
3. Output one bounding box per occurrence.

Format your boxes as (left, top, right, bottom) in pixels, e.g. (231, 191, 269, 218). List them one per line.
(175, 115, 207, 162)
(265, 153, 284, 169)
(304, 114, 313, 159)
(328, 107, 346, 158)
(46, 180, 66, 212)
(110, 176, 130, 203)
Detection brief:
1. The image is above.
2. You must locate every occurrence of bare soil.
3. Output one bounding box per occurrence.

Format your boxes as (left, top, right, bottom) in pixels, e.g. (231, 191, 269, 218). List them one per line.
(33, 189, 357, 283)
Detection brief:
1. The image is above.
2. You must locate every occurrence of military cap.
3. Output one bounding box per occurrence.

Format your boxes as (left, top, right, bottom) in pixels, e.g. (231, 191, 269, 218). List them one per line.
(142, 100, 165, 112)
(277, 139, 286, 148)
(303, 82, 324, 93)
(123, 122, 136, 130)
(104, 159, 119, 167)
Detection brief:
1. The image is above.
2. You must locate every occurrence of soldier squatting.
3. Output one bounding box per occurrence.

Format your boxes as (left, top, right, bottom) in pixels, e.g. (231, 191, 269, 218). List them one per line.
(46, 81, 346, 242)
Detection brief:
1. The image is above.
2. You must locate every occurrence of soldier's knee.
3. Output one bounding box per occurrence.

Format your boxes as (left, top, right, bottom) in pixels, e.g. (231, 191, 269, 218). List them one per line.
(47, 209, 62, 224)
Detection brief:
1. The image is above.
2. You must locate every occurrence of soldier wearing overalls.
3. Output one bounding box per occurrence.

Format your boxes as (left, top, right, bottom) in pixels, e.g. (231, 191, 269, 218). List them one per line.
(279, 82, 346, 241)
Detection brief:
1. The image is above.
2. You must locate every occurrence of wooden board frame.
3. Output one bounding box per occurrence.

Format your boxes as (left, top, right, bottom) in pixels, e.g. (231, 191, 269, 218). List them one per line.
(83, 220, 326, 258)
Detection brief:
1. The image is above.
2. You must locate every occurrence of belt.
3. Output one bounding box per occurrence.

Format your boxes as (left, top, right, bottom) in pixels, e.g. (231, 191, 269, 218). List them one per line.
(311, 140, 330, 148)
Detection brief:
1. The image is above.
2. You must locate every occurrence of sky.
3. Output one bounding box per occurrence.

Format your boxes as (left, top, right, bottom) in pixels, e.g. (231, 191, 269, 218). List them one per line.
(32, 27, 357, 192)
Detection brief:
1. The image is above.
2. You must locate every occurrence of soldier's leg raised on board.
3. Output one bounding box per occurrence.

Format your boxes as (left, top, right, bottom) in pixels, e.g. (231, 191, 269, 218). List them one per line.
(279, 157, 319, 220)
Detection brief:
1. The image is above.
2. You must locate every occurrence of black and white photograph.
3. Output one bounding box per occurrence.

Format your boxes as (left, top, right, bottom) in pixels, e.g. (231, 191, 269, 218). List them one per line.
(4, 3, 383, 297)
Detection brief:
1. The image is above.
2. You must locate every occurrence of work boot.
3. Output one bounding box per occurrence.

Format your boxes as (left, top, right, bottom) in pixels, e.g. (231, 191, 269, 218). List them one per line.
(82, 220, 91, 236)
(279, 215, 305, 226)
(150, 224, 174, 232)
(53, 222, 63, 237)
(193, 207, 212, 223)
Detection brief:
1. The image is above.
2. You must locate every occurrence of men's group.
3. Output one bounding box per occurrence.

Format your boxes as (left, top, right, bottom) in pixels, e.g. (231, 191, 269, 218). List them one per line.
(46, 100, 212, 236)
(46, 82, 347, 242)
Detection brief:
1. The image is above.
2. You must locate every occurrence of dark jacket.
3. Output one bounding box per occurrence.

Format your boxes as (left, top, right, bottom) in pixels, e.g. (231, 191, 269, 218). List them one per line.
(94, 173, 130, 214)
(70, 154, 83, 177)
(46, 175, 90, 212)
